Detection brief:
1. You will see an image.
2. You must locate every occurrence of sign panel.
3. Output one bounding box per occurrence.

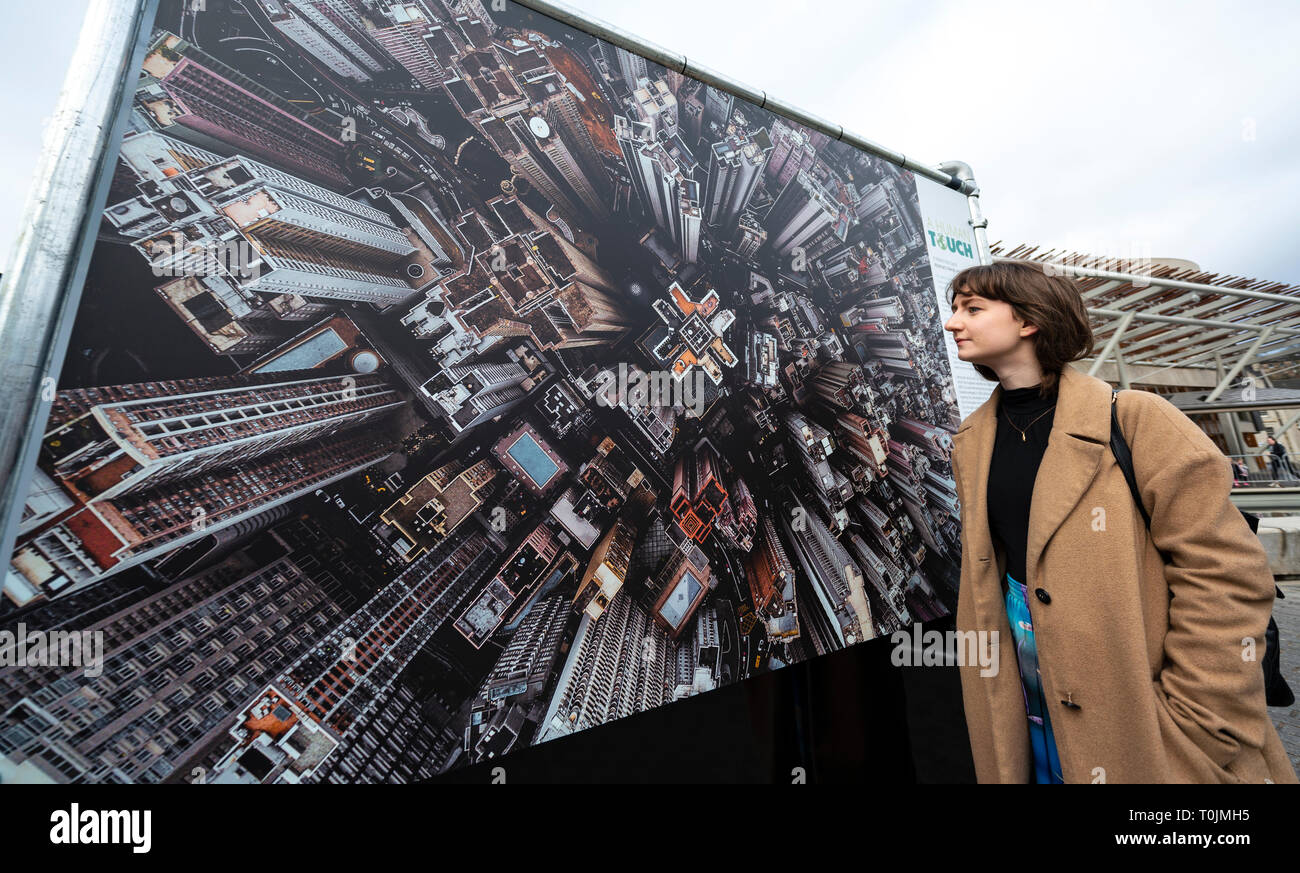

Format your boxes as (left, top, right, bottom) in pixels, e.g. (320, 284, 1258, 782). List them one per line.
(1, 0, 979, 783)
(916, 176, 995, 417)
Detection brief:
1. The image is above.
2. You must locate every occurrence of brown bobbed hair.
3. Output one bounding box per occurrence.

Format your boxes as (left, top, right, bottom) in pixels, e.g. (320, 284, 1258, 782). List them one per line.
(947, 260, 1094, 398)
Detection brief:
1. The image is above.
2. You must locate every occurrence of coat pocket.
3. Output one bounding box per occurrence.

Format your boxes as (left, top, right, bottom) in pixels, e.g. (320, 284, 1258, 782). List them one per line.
(1149, 679, 1243, 784)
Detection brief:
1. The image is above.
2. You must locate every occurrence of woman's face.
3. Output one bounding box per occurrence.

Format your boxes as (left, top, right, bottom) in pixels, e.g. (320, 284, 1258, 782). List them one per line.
(944, 291, 1035, 366)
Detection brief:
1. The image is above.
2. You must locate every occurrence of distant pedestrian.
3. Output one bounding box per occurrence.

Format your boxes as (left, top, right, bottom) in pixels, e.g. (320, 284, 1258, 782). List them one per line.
(1265, 436, 1296, 482)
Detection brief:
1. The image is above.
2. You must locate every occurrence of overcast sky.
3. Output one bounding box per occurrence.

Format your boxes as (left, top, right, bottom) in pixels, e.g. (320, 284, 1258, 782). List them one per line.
(2, 0, 1297, 285)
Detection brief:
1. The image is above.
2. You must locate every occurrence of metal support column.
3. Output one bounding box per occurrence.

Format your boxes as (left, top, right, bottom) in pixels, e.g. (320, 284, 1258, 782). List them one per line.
(1205, 326, 1276, 402)
(1088, 310, 1135, 379)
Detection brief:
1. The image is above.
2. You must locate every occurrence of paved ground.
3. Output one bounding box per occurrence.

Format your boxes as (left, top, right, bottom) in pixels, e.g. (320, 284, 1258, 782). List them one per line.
(1270, 581, 1300, 776)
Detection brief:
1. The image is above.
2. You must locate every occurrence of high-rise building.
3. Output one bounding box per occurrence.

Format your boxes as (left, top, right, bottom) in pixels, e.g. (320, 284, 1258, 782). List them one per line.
(677, 80, 705, 147)
(208, 529, 498, 783)
(630, 78, 677, 140)
(453, 521, 567, 648)
(615, 115, 701, 263)
(107, 148, 419, 308)
(783, 409, 836, 496)
(507, 110, 611, 221)
(671, 605, 720, 700)
(808, 361, 870, 411)
(405, 196, 630, 358)
(419, 360, 534, 435)
(534, 588, 677, 744)
(258, 0, 389, 81)
(443, 0, 497, 34)
(463, 591, 573, 765)
(106, 136, 336, 356)
(638, 281, 738, 395)
(463, 45, 612, 222)
(312, 674, 457, 783)
(732, 210, 767, 259)
(491, 423, 569, 496)
(137, 32, 348, 186)
(845, 530, 912, 634)
(743, 327, 780, 390)
(380, 457, 497, 561)
(744, 517, 799, 640)
(834, 412, 890, 482)
(855, 330, 920, 379)
(700, 85, 733, 141)
(476, 115, 582, 219)
(702, 126, 772, 230)
(779, 493, 874, 654)
(669, 441, 728, 543)
(609, 44, 647, 90)
(365, 1, 452, 88)
(766, 120, 817, 190)
(0, 518, 373, 783)
(573, 493, 648, 621)
(9, 374, 403, 596)
(548, 437, 647, 549)
(644, 540, 712, 639)
(114, 130, 223, 186)
(764, 168, 851, 258)
(713, 474, 756, 552)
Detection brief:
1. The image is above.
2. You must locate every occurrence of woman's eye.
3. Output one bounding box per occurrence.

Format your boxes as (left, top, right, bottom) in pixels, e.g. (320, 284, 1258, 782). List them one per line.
(968, 307, 980, 313)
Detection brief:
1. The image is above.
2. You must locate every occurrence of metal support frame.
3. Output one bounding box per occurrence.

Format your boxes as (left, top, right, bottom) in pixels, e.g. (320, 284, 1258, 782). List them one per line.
(1270, 409, 1300, 441)
(934, 161, 991, 265)
(1205, 326, 1276, 402)
(0, 0, 157, 574)
(1086, 309, 1135, 378)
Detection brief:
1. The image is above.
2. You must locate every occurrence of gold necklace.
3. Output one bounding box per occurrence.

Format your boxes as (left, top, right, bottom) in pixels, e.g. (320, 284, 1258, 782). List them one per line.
(1002, 405, 1055, 442)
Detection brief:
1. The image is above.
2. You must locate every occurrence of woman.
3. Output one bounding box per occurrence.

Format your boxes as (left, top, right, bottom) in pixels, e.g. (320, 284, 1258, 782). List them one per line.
(942, 260, 1297, 784)
(1265, 435, 1297, 484)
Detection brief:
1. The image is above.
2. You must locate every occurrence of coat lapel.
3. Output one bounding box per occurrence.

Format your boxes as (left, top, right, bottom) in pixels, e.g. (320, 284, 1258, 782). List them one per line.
(1024, 366, 1111, 582)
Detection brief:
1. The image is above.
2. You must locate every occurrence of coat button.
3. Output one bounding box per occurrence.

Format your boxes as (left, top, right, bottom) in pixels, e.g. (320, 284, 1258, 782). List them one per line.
(1060, 692, 1081, 710)
(1035, 588, 1051, 604)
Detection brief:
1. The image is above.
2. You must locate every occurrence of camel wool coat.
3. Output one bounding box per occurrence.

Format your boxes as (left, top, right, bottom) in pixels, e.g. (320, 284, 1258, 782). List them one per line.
(951, 364, 1298, 783)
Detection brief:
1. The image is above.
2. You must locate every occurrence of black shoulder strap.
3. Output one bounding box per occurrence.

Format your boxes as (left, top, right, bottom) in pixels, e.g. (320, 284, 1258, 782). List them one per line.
(1109, 389, 1151, 529)
(1109, 389, 1171, 563)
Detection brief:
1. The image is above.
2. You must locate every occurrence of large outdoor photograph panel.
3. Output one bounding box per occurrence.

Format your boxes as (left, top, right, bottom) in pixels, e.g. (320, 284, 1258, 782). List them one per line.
(1, 0, 978, 783)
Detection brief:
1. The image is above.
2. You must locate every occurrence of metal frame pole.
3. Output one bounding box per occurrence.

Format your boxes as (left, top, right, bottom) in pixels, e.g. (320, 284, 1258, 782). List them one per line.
(1086, 309, 1135, 378)
(512, 0, 979, 192)
(1205, 326, 1277, 402)
(934, 161, 991, 265)
(0, 0, 158, 570)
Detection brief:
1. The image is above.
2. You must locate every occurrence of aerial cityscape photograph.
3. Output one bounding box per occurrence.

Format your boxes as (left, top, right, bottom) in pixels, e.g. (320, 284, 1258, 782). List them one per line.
(1, 0, 967, 783)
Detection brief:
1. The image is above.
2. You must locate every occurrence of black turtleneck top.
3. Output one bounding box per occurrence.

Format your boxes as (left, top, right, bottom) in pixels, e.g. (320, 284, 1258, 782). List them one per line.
(987, 382, 1058, 584)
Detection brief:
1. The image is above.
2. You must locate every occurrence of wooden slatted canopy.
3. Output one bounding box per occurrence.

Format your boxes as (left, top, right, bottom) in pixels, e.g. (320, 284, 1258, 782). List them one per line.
(992, 243, 1300, 379)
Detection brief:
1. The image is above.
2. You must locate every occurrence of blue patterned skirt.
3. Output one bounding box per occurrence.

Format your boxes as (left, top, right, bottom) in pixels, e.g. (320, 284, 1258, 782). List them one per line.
(1005, 572, 1065, 784)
